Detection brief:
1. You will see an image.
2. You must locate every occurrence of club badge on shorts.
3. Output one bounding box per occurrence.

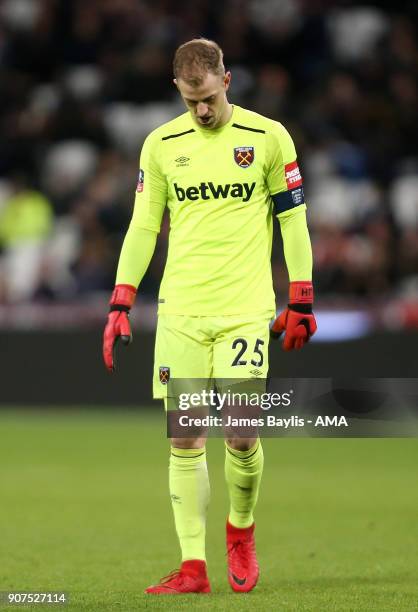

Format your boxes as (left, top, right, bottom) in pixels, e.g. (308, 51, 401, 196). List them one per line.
(159, 366, 170, 384)
(234, 146, 254, 168)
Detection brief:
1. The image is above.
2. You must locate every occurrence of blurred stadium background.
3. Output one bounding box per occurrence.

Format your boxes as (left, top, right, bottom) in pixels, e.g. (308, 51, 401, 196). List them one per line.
(0, 0, 417, 402)
(1, 3, 418, 609)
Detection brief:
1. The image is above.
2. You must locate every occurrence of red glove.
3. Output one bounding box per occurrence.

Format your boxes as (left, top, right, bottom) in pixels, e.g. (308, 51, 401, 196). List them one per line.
(103, 284, 137, 371)
(270, 281, 317, 351)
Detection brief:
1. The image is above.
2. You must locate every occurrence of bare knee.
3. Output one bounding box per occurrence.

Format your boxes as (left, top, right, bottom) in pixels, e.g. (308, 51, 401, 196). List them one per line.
(171, 436, 207, 449)
(226, 437, 258, 452)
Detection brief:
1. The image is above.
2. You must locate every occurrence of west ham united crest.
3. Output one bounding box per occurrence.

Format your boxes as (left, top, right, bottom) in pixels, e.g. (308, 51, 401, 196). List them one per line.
(234, 146, 254, 168)
(159, 366, 170, 385)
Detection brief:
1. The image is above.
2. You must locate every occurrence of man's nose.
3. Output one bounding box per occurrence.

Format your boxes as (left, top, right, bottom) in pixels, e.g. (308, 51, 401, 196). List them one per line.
(196, 102, 209, 117)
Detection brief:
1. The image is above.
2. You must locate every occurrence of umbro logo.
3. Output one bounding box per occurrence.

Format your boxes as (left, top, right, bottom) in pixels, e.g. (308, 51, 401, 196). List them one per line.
(249, 368, 263, 377)
(175, 156, 190, 167)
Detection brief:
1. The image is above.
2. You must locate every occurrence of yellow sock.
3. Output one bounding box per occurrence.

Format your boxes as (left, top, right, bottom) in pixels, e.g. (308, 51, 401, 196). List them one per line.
(225, 440, 264, 528)
(169, 447, 210, 561)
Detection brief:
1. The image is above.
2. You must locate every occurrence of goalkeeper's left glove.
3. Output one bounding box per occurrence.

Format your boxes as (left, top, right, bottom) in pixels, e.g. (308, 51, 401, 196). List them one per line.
(103, 284, 136, 372)
(270, 281, 317, 351)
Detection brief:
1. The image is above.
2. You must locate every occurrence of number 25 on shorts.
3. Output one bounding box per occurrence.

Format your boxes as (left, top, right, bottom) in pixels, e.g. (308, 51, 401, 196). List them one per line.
(231, 338, 264, 368)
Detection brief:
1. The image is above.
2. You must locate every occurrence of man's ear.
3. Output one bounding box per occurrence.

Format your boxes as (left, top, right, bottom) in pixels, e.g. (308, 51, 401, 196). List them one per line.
(224, 71, 231, 91)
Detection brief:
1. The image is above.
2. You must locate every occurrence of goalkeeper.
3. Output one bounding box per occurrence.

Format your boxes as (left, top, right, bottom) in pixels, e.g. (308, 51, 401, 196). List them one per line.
(103, 38, 316, 594)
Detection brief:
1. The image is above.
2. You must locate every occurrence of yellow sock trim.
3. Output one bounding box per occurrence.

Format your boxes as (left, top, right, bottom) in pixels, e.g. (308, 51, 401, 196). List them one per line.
(171, 447, 206, 459)
(225, 438, 260, 458)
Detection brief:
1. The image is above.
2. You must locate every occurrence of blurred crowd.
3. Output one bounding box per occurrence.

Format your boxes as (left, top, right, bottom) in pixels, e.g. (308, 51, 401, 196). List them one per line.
(0, 0, 417, 305)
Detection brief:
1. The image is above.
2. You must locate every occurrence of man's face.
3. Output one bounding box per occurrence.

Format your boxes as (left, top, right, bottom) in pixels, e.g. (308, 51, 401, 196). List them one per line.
(175, 71, 231, 129)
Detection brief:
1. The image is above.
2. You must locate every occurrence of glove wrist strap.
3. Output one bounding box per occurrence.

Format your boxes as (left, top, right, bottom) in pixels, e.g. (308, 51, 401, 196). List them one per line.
(109, 284, 137, 311)
(288, 303, 312, 314)
(109, 304, 131, 313)
(289, 281, 313, 304)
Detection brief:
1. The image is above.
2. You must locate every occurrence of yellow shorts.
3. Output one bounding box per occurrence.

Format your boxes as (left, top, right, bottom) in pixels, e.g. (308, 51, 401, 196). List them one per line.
(153, 313, 271, 400)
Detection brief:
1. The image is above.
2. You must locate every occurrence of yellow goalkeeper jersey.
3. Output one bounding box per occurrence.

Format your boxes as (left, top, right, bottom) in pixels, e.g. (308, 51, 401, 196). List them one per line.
(131, 105, 306, 316)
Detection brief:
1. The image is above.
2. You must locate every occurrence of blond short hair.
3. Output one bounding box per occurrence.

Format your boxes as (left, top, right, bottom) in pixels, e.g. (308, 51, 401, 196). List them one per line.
(173, 38, 225, 86)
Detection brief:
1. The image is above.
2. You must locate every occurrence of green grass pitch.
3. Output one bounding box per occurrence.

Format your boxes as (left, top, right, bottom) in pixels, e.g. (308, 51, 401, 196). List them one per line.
(0, 409, 417, 611)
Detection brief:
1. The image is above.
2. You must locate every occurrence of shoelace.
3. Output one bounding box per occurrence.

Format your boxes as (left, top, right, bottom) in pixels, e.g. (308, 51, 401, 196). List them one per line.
(227, 538, 255, 568)
(159, 569, 183, 586)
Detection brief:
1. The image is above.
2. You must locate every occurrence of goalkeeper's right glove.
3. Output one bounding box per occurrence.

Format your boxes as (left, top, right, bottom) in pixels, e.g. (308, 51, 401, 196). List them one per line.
(103, 284, 136, 372)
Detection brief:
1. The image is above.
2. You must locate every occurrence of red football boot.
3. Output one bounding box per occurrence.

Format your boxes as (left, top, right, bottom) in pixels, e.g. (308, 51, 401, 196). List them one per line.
(145, 559, 211, 594)
(226, 520, 259, 592)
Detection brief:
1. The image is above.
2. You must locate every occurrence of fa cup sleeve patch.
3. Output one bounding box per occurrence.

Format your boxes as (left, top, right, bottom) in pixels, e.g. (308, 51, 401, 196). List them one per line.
(271, 159, 304, 214)
(284, 161, 302, 189)
(136, 169, 145, 193)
